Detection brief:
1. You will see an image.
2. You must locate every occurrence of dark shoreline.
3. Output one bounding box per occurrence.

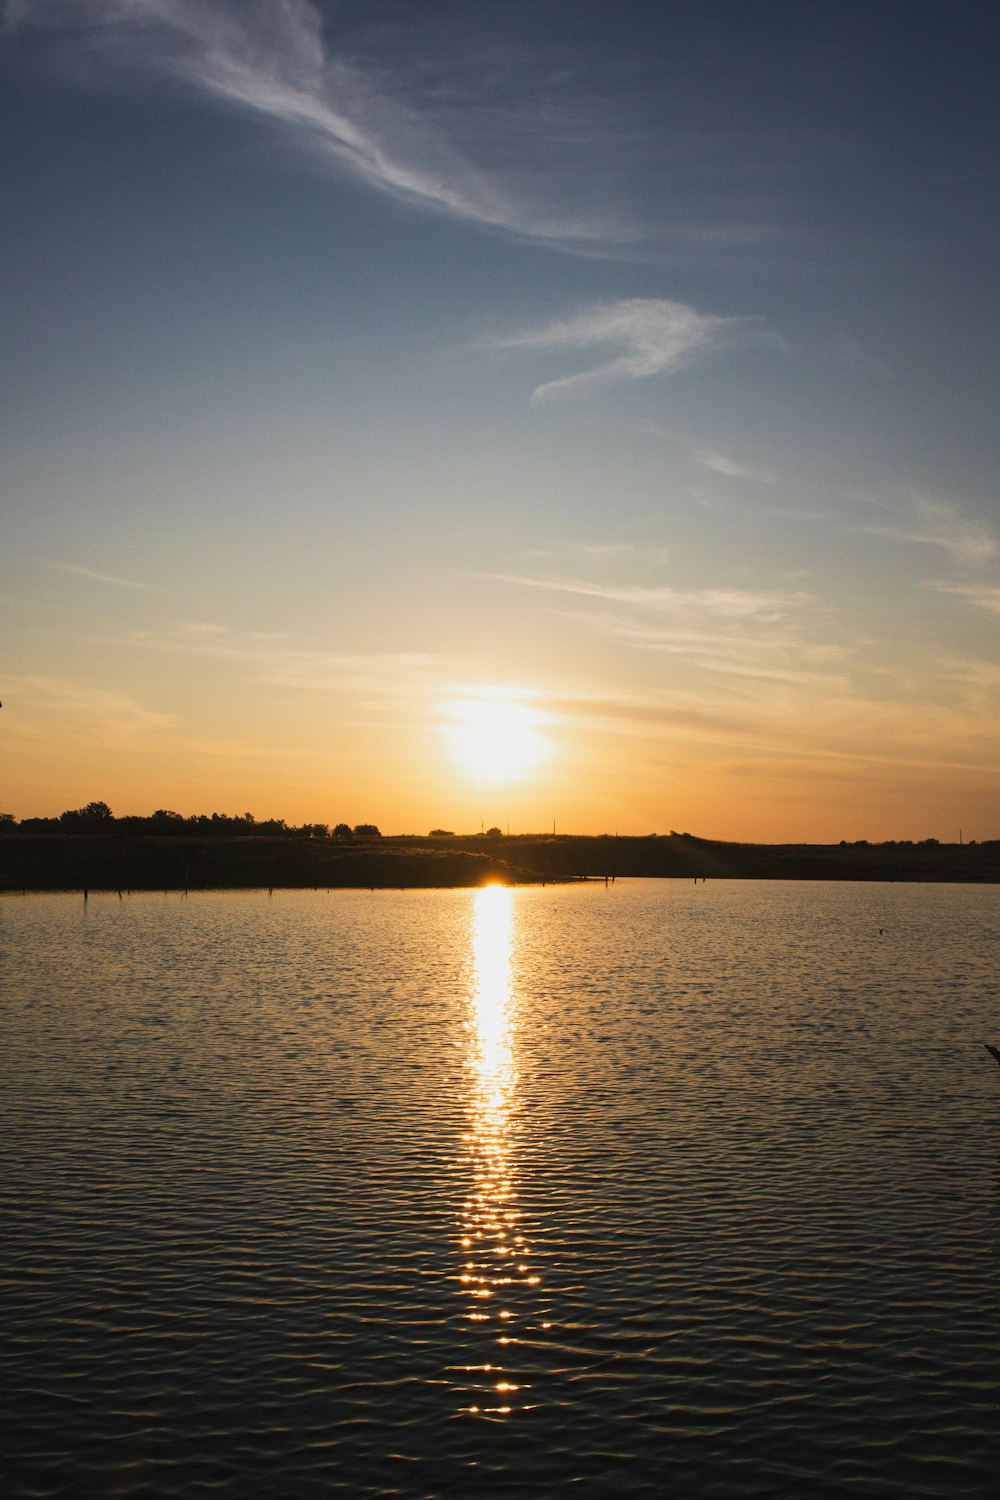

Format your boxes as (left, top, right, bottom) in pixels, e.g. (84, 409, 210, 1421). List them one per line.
(3, 830, 998, 892)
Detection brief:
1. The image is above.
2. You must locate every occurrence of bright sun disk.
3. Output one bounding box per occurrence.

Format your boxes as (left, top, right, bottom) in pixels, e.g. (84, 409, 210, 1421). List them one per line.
(445, 694, 547, 781)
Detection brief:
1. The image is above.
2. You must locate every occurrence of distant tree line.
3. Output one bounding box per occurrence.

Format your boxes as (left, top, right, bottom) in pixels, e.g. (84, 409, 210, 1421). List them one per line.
(2, 808, 994, 851)
(836, 836, 981, 848)
(4, 802, 382, 840)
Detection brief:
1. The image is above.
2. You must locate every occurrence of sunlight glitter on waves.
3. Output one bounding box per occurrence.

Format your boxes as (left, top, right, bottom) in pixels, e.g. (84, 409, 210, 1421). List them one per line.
(471, 883, 515, 1081)
(453, 884, 545, 1418)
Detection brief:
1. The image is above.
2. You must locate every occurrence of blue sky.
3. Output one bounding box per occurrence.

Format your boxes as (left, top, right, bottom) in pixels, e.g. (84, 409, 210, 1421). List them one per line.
(2, 0, 999, 838)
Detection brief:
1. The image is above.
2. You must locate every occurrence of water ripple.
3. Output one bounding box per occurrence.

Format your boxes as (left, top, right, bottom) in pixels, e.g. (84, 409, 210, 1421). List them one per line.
(2, 883, 998, 1496)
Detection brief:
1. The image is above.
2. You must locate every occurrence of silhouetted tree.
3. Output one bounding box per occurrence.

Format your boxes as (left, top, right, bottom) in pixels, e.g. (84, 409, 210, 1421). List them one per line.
(353, 823, 381, 839)
(60, 801, 114, 832)
(150, 809, 184, 833)
(485, 826, 503, 838)
(333, 823, 352, 841)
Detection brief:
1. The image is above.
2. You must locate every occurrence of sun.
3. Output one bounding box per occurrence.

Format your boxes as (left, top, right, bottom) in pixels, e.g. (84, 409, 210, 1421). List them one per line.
(444, 692, 548, 782)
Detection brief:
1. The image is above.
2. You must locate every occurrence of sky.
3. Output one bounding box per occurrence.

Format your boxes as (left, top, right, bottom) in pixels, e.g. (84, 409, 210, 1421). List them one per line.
(2, 0, 999, 841)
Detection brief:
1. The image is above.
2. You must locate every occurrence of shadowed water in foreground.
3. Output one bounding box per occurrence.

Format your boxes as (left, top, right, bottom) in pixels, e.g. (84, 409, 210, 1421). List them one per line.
(2, 882, 998, 1496)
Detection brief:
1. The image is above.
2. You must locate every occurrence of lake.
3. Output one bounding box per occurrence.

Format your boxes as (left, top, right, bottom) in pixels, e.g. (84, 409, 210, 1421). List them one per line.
(2, 881, 998, 1497)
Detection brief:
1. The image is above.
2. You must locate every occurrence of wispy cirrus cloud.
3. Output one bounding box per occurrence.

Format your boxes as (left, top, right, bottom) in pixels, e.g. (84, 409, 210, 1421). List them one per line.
(928, 653, 1000, 717)
(483, 571, 806, 621)
(858, 493, 998, 567)
(517, 541, 673, 565)
(120, 620, 447, 705)
(2, 674, 174, 747)
(930, 583, 1000, 614)
(572, 541, 674, 567)
(482, 570, 847, 690)
(489, 298, 754, 400)
(833, 336, 892, 381)
(4, 0, 621, 246)
(695, 449, 777, 483)
(50, 562, 168, 592)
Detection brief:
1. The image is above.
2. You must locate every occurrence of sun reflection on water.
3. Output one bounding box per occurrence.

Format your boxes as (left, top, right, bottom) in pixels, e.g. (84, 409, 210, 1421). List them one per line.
(453, 884, 541, 1418)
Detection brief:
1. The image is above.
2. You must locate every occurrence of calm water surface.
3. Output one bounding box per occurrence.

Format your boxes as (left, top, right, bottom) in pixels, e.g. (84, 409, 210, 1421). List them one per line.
(2, 881, 998, 1497)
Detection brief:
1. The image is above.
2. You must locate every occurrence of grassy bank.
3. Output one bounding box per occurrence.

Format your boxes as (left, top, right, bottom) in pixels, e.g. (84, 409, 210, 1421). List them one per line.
(2, 829, 997, 892)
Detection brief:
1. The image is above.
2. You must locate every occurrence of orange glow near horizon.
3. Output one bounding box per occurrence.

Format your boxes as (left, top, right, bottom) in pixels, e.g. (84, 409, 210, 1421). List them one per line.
(5, 673, 997, 846)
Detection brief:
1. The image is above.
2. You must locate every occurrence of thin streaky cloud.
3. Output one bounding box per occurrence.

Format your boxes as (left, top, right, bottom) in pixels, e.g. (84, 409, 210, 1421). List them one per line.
(850, 492, 999, 567)
(489, 298, 753, 401)
(864, 520, 997, 567)
(119, 622, 449, 699)
(3, 674, 174, 744)
(542, 676, 996, 779)
(483, 571, 808, 620)
(696, 449, 777, 483)
(50, 562, 168, 593)
(551, 607, 849, 691)
(931, 583, 1000, 614)
(6, 0, 618, 247)
(833, 336, 893, 381)
(573, 541, 673, 564)
(483, 568, 852, 695)
(171, 621, 291, 641)
(574, 542, 645, 559)
(931, 653, 1000, 698)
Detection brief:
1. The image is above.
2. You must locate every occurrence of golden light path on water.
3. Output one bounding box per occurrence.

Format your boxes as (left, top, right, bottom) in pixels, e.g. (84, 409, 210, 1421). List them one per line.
(454, 885, 544, 1419)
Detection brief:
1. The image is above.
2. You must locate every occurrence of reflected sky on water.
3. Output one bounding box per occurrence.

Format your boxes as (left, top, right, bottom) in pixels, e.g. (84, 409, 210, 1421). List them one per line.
(3, 882, 1000, 1496)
